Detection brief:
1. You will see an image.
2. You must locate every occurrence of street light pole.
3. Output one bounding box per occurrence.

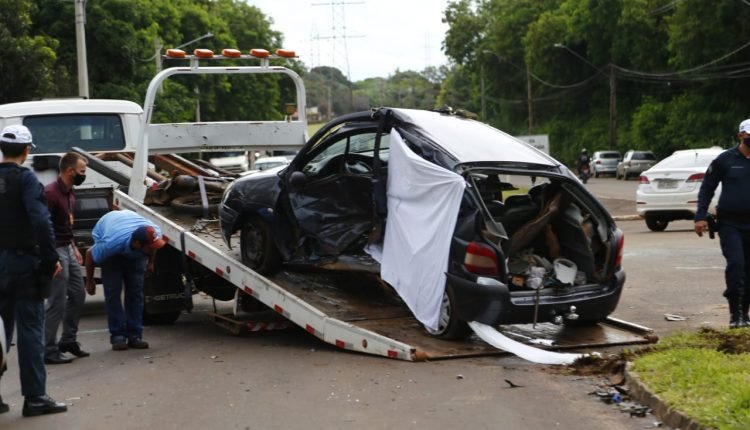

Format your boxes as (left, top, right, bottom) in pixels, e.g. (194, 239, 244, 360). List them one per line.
(74, 0, 89, 98)
(554, 43, 616, 148)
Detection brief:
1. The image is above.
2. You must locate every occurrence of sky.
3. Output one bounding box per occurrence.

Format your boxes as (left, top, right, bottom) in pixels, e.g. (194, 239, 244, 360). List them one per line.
(245, 0, 451, 81)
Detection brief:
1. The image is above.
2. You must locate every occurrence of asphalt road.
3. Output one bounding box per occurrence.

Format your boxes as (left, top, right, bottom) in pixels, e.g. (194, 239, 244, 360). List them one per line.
(0, 178, 720, 429)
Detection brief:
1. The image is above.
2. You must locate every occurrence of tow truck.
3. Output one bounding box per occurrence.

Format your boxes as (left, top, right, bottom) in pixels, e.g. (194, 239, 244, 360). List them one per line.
(2, 48, 656, 361)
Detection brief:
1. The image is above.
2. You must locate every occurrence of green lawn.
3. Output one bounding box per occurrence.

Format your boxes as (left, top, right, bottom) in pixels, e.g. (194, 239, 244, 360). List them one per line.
(631, 328, 750, 430)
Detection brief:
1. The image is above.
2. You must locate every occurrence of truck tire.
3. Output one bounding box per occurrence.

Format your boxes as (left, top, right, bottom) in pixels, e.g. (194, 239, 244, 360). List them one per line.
(240, 215, 282, 275)
(424, 285, 471, 340)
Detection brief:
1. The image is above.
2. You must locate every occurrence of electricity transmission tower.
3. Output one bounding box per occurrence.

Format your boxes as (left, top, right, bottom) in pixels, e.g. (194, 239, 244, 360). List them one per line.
(311, 1, 364, 119)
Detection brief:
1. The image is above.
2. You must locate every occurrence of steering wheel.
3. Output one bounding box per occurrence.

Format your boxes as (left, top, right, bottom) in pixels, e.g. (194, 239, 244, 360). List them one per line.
(341, 154, 373, 175)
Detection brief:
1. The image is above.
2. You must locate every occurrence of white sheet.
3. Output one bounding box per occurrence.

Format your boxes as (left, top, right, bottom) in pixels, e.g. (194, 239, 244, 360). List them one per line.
(469, 321, 585, 365)
(366, 130, 465, 330)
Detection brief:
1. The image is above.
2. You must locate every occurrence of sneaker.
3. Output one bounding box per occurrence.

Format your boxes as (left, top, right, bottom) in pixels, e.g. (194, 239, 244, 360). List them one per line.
(22, 394, 67, 417)
(112, 341, 128, 351)
(0, 396, 9, 414)
(128, 338, 149, 349)
(58, 342, 90, 358)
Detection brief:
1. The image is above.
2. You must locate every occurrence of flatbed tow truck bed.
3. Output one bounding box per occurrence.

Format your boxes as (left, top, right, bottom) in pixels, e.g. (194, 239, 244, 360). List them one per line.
(115, 192, 656, 362)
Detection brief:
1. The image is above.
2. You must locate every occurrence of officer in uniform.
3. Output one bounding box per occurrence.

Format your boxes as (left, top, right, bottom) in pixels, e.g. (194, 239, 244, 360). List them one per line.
(0, 125, 67, 417)
(695, 119, 750, 328)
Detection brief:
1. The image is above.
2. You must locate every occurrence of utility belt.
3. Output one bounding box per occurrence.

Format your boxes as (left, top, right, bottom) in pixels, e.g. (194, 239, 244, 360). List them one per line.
(0, 245, 37, 255)
(716, 210, 750, 223)
(0, 248, 53, 300)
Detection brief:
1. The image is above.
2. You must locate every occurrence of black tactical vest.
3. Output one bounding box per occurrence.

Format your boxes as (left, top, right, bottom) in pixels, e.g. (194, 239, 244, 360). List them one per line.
(0, 164, 35, 250)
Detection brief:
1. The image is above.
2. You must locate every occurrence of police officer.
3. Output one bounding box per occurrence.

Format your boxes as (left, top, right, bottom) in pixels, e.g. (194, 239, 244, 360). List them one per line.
(695, 119, 750, 328)
(0, 125, 67, 416)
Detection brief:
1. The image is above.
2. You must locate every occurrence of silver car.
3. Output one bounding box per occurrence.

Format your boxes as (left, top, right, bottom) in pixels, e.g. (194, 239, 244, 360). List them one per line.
(616, 150, 657, 180)
(591, 150, 622, 177)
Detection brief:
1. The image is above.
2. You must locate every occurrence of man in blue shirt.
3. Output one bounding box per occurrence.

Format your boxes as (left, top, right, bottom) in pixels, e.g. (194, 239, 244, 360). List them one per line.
(84, 210, 166, 350)
(695, 119, 750, 328)
(0, 125, 67, 417)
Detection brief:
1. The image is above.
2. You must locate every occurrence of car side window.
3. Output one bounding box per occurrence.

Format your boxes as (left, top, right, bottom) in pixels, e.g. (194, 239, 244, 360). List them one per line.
(301, 132, 390, 176)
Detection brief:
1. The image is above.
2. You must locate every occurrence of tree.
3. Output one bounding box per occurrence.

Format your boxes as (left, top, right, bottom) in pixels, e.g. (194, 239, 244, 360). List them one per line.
(0, 0, 58, 102)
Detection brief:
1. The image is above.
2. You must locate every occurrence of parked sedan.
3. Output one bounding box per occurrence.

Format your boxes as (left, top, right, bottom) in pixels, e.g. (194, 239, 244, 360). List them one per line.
(591, 150, 621, 177)
(636, 147, 723, 231)
(616, 150, 657, 180)
(220, 108, 625, 339)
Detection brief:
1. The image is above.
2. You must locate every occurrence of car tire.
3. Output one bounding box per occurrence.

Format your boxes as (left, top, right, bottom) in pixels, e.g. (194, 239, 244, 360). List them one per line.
(424, 284, 471, 340)
(594, 171, 599, 178)
(240, 215, 282, 275)
(645, 217, 669, 232)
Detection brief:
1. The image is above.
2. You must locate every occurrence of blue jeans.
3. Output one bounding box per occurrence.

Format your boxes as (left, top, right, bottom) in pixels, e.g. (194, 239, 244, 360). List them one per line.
(101, 255, 147, 344)
(718, 219, 750, 302)
(0, 250, 47, 397)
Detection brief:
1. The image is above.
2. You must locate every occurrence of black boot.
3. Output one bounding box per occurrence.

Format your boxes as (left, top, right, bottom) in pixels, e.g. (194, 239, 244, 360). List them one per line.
(743, 299, 750, 328)
(729, 296, 741, 329)
(0, 395, 8, 414)
(22, 394, 67, 417)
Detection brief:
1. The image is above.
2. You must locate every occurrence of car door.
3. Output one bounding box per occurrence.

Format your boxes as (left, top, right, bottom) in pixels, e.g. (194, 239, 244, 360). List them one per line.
(284, 129, 389, 256)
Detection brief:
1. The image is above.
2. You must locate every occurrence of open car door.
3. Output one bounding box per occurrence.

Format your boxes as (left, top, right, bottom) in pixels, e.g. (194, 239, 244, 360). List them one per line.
(286, 131, 389, 256)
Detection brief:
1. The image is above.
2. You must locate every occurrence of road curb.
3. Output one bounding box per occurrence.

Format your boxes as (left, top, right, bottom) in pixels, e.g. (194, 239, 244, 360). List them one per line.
(612, 214, 642, 221)
(624, 363, 708, 430)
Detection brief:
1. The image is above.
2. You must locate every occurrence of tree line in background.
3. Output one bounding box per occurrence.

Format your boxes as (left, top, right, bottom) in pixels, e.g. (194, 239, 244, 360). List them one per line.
(3, 0, 750, 163)
(442, 0, 750, 162)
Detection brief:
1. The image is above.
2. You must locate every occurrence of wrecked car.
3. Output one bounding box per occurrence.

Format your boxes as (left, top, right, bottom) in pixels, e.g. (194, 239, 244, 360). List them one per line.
(219, 108, 625, 339)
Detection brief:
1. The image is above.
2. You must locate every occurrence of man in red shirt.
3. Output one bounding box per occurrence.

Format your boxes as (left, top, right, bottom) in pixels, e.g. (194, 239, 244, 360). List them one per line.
(43, 152, 89, 363)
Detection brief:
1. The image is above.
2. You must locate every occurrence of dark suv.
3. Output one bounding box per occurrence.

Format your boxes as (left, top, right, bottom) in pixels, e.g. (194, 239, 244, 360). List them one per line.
(220, 108, 625, 339)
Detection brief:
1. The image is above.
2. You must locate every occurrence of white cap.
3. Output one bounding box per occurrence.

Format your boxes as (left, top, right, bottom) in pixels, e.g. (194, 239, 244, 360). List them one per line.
(739, 119, 750, 135)
(0, 125, 34, 147)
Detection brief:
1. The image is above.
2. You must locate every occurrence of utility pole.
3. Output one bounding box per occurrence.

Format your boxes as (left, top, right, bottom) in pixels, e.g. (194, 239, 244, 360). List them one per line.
(526, 65, 533, 134)
(480, 63, 486, 120)
(609, 64, 617, 149)
(154, 37, 163, 74)
(74, 0, 89, 98)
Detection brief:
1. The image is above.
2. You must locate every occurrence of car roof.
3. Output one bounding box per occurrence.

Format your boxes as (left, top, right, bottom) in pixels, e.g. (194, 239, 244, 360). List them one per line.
(392, 109, 558, 166)
(594, 150, 621, 155)
(0, 99, 143, 118)
(670, 146, 724, 156)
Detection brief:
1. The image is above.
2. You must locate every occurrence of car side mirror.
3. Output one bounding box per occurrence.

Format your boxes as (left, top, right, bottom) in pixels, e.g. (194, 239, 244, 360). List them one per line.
(289, 171, 308, 190)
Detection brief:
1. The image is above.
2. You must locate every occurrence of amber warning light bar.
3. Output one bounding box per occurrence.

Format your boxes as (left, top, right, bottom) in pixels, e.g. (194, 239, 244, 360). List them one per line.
(164, 48, 297, 60)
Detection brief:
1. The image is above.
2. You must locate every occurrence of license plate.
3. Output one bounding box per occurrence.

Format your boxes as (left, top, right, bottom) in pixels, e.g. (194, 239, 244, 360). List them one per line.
(657, 179, 678, 189)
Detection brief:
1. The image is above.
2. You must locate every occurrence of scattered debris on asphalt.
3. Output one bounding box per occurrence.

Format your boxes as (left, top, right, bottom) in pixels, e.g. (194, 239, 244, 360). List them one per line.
(664, 313, 688, 321)
(504, 379, 523, 388)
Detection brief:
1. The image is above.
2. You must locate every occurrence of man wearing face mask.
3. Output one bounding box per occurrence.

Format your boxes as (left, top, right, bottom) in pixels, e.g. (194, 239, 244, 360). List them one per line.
(43, 152, 89, 363)
(695, 119, 750, 328)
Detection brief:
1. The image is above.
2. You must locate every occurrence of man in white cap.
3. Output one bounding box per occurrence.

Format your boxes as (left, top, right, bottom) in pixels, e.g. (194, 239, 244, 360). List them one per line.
(695, 119, 750, 328)
(0, 125, 67, 416)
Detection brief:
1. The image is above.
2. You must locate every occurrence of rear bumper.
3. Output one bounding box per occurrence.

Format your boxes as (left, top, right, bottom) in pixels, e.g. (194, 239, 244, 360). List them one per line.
(448, 269, 625, 325)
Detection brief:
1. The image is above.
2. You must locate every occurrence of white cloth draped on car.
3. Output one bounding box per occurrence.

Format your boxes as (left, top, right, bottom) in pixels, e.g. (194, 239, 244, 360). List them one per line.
(366, 129, 466, 331)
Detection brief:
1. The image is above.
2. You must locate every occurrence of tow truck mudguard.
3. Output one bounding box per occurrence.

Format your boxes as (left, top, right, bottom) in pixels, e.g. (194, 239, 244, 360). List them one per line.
(445, 272, 507, 325)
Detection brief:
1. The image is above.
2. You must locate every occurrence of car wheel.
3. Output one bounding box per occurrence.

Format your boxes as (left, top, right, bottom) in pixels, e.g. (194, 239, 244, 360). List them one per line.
(594, 171, 599, 178)
(240, 215, 282, 275)
(645, 217, 669, 232)
(424, 284, 471, 340)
